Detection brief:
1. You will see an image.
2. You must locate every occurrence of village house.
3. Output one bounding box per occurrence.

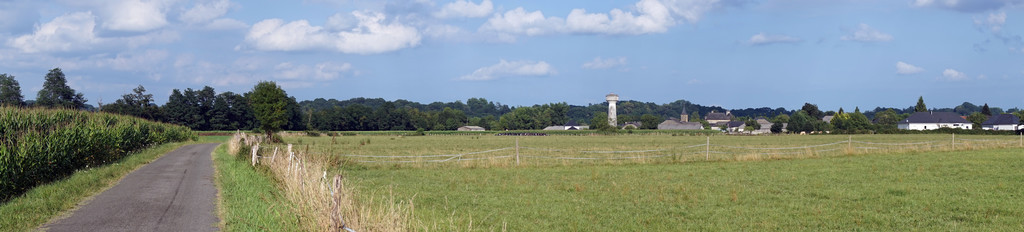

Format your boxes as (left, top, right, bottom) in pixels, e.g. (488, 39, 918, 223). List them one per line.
(726, 121, 746, 132)
(457, 126, 486, 131)
(981, 114, 1021, 131)
(658, 111, 704, 130)
(705, 111, 732, 127)
(897, 112, 972, 130)
(543, 120, 589, 130)
(752, 118, 773, 134)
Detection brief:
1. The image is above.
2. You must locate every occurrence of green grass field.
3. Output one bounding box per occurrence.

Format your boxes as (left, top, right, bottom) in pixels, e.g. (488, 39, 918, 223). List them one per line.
(278, 134, 1024, 230)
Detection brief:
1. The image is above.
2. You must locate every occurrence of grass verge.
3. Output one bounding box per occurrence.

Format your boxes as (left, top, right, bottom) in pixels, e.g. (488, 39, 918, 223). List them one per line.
(212, 141, 304, 231)
(0, 138, 219, 232)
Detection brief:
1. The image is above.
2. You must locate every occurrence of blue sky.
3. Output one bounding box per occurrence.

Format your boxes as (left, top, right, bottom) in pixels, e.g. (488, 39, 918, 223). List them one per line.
(1, 0, 1022, 111)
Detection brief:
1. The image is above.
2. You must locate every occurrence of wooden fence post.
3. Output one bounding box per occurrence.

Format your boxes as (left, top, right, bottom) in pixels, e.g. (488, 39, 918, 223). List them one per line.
(331, 175, 345, 232)
(515, 137, 520, 166)
(251, 143, 259, 166)
(951, 133, 955, 150)
(705, 136, 710, 161)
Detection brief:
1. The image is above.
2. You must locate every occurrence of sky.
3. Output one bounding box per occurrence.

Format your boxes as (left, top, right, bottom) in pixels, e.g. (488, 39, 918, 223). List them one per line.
(1, 0, 1023, 111)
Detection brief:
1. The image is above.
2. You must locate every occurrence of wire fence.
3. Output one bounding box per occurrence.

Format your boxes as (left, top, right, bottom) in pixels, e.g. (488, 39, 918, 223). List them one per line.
(325, 134, 1024, 165)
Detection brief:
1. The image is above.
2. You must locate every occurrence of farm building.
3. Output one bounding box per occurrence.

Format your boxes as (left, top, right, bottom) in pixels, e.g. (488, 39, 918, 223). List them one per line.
(981, 114, 1021, 131)
(897, 112, 971, 130)
(752, 118, 773, 134)
(457, 126, 486, 131)
(726, 121, 746, 132)
(657, 119, 703, 130)
(822, 115, 834, 123)
(543, 120, 589, 130)
(705, 111, 732, 125)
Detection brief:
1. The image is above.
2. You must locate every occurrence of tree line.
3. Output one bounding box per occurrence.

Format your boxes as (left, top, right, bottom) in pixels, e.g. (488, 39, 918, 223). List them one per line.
(2, 68, 1021, 132)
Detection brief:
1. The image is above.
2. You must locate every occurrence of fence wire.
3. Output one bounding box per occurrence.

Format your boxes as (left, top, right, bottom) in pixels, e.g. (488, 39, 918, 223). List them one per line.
(332, 136, 1021, 164)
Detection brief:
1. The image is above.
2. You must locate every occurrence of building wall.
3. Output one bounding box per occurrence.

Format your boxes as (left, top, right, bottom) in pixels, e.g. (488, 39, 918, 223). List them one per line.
(899, 123, 971, 130)
(983, 124, 1019, 131)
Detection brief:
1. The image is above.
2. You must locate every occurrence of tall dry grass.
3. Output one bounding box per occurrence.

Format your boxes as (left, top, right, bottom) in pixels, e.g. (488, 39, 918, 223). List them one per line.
(228, 132, 413, 231)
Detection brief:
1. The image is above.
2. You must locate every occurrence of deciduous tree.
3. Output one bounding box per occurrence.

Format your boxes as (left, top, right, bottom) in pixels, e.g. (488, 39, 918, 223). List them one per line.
(36, 68, 86, 109)
(0, 74, 24, 106)
(250, 81, 290, 138)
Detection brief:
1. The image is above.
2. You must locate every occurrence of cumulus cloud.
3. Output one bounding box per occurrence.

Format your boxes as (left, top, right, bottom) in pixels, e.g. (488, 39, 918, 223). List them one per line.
(434, 0, 493, 18)
(974, 11, 1006, 32)
(8, 12, 101, 53)
(180, 0, 231, 24)
(746, 33, 801, 45)
(841, 23, 893, 42)
(245, 11, 421, 54)
(480, 0, 740, 39)
(100, 0, 171, 31)
(566, 0, 674, 35)
(274, 62, 354, 81)
(896, 61, 924, 75)
(911, 0, 1023, 12)
(942, 68, 968, 81)
(582, 57, 627, 69)
(459, 59, 555, 81)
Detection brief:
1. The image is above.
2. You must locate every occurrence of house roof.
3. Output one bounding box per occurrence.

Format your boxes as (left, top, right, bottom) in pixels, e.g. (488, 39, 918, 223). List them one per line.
(565, 120, 579, 127)
(706, 112, 730, 121)
(982, 114, 1020, 125)
(822, 115, 834, 123)
(756, 119, 772, 125)
(900, 112, 970, 124)
(727, 121, 745, 128)
(657, 120, 703, 130)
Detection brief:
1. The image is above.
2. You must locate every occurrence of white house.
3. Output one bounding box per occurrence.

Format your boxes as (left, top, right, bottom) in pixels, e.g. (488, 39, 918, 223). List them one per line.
(542, 120, 589, 130)
(981, 114, 1021, 131)
(898, 112, 971, 130)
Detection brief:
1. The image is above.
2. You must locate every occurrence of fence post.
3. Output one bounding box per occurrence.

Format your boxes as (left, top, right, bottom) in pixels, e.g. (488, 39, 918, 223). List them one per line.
(951, 133, 955, 150)
(705, 136, 710, 161)
(331, 175, 345, 232)
(848, 135, 852, 153)
(251, 143, 259, 166)
(515, 137, 520, 166)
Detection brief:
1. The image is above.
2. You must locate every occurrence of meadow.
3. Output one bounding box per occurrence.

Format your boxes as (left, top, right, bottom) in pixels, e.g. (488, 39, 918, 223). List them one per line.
(275, 133, 1024, 230)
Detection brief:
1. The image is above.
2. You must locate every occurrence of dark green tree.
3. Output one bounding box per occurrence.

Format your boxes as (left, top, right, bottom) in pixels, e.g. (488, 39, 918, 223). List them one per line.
(36, 68, 87, 109)
(249, 81, 290, 138)
(101, 85, 160, 120)
(966, 112, 988, 129)
(589, 112, 616, 132)
(915, 96, 927, 112)
(0, 73, 25, 106)
(981, 103, 991, 116)
(873, 109, 901, 130)
(801, 103, 824, 119)
(770, 122, 784, 134)
(786, 111, 814, 133)
(639, 114, 662, 129)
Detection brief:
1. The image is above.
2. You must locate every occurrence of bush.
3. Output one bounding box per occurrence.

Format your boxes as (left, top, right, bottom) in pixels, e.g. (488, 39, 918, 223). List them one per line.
(0, 107, 195, 201)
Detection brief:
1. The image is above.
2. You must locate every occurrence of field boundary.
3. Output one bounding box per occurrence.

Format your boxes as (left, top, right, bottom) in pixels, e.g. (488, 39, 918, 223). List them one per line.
(319, 134, 1024, 164)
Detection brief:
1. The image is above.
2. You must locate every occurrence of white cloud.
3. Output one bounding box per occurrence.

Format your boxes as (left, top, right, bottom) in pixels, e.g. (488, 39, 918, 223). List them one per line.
(246, 19, 331, 51)
(974, 12, 1006, 32)
(480, 8, 564, 37)
(96, 49, 170, 71)
(566, 0, 674, 35)
(746, 33, 801, 45)
(274, 62, 353, 81)
(245, 11, 421, 54)
(8, 12, 100, 53)
(661, 0, 727, 23)
(942, 68, 968, 81)
(896, 61, 924, 75)
(459, 59, 555, 81)
(582, 57, 627, 69)
(180, 0, 231, 24)
(335, 11, 422, 54)
(101, 0, 171, 31)
(841, 23, 893, 42)
(434, 0, 493, 18)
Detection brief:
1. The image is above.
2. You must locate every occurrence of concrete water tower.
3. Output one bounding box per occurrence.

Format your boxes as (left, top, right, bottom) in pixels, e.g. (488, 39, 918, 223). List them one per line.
(606, 93, 619, 127)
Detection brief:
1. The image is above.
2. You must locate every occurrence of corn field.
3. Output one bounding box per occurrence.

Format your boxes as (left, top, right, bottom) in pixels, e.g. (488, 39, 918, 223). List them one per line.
(0, 107, 196, 201)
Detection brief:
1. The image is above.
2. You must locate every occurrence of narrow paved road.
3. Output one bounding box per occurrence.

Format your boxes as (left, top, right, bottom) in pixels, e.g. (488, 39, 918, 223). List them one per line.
(44, 143, 221, 232)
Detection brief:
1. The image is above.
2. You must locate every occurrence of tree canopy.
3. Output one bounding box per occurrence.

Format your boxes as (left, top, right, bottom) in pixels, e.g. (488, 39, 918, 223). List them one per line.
(250, 81, 290, 137)
(0, 74, 24, 106)
(36, 68, 86, 109)
(915, 96, 927, 112)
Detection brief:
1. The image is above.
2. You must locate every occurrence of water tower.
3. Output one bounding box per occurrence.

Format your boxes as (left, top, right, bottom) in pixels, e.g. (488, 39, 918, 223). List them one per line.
(606, 93, 619, 127)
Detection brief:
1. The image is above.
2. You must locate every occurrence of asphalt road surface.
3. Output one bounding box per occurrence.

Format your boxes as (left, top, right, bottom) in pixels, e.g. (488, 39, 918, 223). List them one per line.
(44, 143, 221, 232)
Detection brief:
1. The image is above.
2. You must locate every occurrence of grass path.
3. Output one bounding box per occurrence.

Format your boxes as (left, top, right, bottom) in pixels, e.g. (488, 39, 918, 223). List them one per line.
(347, 148, 1024, 231)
